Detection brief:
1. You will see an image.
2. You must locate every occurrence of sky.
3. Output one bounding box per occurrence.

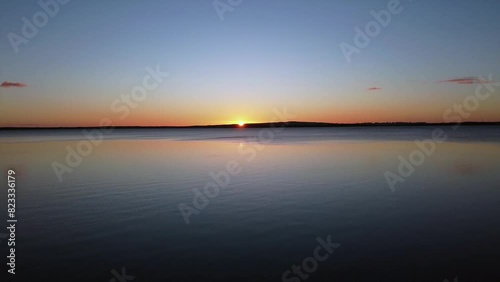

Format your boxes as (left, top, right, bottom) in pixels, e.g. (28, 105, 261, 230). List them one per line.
(1, 0, 500, 127)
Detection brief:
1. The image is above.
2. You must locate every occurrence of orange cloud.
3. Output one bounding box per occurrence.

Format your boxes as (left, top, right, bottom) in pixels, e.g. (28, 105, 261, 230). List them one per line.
(437, 77, 492, 85)
(1, 81, 27, 88)
(368, 87, 382, 91)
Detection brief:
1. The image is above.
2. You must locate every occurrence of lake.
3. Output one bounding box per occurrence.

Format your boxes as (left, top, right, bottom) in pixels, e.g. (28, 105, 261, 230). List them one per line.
(1, 126, 500, 281)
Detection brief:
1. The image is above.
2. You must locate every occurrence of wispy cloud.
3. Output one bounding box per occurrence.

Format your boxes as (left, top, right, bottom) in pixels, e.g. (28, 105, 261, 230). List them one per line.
(1, 81, 27, 88)
(368, 87, 382, 91)
(437, 77, 493, 85)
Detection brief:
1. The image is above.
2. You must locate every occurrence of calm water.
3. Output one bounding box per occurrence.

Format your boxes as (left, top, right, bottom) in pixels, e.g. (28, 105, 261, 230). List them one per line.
(1, 127, 500, 282)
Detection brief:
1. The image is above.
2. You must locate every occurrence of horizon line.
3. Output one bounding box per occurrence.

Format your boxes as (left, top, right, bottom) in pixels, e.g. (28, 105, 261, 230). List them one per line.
(1, 121, 500, 130)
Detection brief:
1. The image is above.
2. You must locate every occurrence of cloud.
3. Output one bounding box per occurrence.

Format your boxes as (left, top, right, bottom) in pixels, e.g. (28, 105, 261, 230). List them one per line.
(368, 87, 382, 91)
(1, 81, 27, 88)
(437, 77, 493, 85)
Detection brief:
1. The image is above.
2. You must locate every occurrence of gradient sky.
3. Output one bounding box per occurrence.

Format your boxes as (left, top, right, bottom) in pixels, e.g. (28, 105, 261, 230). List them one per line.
(1, 0, 500, 127)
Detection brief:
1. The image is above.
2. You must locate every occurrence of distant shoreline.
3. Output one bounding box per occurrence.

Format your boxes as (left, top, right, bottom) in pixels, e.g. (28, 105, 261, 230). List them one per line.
(1, 121, 500, 130)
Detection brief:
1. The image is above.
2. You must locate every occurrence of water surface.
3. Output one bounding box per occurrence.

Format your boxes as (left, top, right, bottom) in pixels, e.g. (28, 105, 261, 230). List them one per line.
(1, 127, 499, 281)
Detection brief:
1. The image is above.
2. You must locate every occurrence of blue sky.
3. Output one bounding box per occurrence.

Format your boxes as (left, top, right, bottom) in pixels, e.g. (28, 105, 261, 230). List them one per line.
(1, 0, 500, 126)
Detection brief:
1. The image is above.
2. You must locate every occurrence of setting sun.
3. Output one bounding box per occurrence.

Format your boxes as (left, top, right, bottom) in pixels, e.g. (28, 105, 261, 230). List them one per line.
(238, 121, 245, 126)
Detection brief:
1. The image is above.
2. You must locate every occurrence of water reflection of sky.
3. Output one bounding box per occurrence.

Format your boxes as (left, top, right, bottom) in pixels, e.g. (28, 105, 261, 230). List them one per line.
(1, 131, 500, 281)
